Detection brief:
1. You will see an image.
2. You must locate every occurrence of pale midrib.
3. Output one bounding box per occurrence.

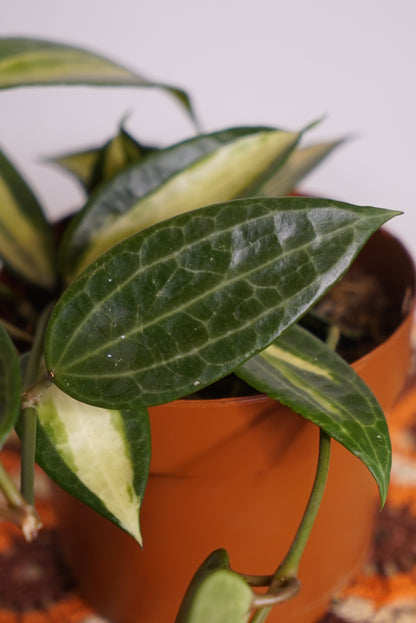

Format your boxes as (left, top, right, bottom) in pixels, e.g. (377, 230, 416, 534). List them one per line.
(53, 206, 298, 364)
(58, 258, 346, 379)
(253, 355, 381, 465)
(0, 51, 139, 80)
(51, 207, 369, 369)
(79, 417, 138, 530)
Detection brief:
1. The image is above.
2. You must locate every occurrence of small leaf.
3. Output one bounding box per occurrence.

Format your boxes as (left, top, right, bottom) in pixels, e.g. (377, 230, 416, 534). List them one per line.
(49, 123, 156, 193)
(44, 197, 398, 410)
(237, 323, 391, 504)
(176, 550, 231, 623)
(0, 37, 197, 124)
(0, 323, 22, 448)
(88, 124, 156, 192)
(177, 568, 252, 623)
(35, 384, 150, 544)
(60, 126, 301, 280)
(0, 148, 56, 288)
(48, 146, 101, 190)
(257, 139, 346, 196)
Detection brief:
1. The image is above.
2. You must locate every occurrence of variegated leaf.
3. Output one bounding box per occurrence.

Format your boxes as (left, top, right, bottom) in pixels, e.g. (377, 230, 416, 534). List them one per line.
(257, 139, 345, 197)
(0, 322, 22, 448)
(88, 125, 155, 192)
(44, 197, 398, 411)
(0, 149, 56, 288)
(0, 37, 196, 124)
(48, 146, 100, 190)
(60, 126, 301, 280)
(49, 123, 155, 193)
(36, 384, 150, 544)
(237, 323, 391, 504)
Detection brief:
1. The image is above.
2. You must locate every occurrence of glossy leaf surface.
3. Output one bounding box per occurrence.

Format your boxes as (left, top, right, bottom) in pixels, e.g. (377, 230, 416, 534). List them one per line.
(60, 127, 300, 280)
(0, 149, 56, 288)
(0, 323, 21, 448)
(177, 568, 252, 623)
(257, 139, 345, 196)
(44, 197, 397, 410)
(0, 37, 196, 122)
(237, 323, 391, 504)
(36, 384, 150, 543)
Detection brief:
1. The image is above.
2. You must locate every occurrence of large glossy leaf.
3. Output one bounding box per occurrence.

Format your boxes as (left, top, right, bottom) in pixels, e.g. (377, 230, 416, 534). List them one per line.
(0, 323, 22, 448)
(0, 37, 196, 123)
(35, 384, 150, 544)
(60, 127, 301, 280)
(257, 139, 345, 197)
(177, 568, 252, 623)
(237, 323, 391, 504)
(44, 197, 397, 410)
(0, 149, 56, 288)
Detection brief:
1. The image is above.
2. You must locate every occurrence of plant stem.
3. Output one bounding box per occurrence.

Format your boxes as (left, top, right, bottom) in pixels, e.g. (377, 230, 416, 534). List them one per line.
(19, 305, 53, 506)
(250, 428, 331, 623)
(19, 372, 53, 504)
(0, 459, 42, 541)
(20, 405, 38, 504)
(276, 429, 331, 577)
(0, 460, 23, 507)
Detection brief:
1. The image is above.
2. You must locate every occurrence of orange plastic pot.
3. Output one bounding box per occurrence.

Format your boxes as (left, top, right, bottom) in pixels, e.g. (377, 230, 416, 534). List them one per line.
(51, 229, 415, 623)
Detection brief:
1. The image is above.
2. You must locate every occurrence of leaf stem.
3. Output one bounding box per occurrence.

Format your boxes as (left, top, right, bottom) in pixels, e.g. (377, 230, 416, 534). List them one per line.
(20, 405, 38, 504)
(250, 428, 331, 622)
(0, 459, 22, 507)
(19, 372, 54, 505)
(0, 459, 42, 541)
(276, 428, 331, 577)
(19, 305, 53, 506)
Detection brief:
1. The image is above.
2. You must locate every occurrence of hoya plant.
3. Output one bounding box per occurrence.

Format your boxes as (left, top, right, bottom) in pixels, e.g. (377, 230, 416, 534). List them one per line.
(0, 38, 396, 622)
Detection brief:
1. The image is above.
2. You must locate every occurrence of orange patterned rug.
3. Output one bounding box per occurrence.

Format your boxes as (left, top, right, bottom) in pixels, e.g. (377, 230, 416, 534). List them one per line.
(2, 379, 416, 623)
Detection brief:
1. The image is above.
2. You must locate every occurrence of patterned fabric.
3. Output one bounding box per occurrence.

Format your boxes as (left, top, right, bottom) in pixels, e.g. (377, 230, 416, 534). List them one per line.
(319, 376, 416, 623)
(2, 375, 416, 622)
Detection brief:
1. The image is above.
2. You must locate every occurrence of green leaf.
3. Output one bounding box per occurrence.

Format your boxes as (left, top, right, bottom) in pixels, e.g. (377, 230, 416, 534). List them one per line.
(257, 139, 345, 196)
(88, 124, 156, 192)
(176, 550, 232, 623)
(44, 196, 398, 410)
(35, 384, 150, 544)
(49, 122, 156, 193)
(177, 568, 252, 623)
(60, 126, 301, 280)
(0, 323, 22, 448)
(237, 323, 391, 504)
(0, 37, 197, 125)
(0, 149, 56, 289)
(48, 146, 101, 190)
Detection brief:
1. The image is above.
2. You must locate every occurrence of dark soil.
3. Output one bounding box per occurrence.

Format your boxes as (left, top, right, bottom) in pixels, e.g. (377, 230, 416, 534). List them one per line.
(313, 264, 404, 363)
(371, 504, 416, 576)
(0, 528, 75, 612)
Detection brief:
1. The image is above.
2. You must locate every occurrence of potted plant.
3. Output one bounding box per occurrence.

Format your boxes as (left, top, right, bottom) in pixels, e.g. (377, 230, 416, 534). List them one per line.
(0, 38, 414, 623)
